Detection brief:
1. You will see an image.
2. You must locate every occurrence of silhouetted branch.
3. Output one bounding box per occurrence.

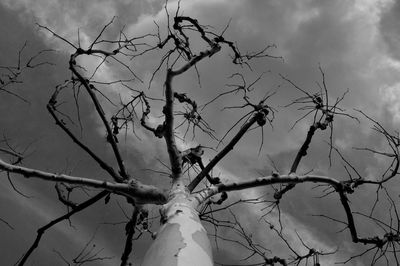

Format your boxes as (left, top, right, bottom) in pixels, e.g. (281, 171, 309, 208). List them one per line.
(0, 158, 167, 204)
(120, 205, 142, 266)
(17, 190, 109, 265)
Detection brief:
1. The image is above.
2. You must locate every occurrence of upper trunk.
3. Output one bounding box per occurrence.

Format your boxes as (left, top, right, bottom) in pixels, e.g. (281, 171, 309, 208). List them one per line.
(141, 191, 213, 266)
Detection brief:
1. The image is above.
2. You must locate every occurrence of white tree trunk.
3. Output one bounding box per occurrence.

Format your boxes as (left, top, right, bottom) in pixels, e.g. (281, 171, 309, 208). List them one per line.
(142, 193, 213, 266)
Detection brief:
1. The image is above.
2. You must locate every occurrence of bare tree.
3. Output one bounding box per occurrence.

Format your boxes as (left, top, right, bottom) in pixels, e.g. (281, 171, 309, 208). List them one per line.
(1, 3, 400, 266)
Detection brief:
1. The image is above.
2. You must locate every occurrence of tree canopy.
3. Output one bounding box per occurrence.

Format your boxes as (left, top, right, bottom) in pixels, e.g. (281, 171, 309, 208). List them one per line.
(1, 1, 400, 265)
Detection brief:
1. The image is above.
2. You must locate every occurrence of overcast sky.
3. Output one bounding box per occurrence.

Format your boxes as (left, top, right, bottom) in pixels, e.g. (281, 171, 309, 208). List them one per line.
(1, 0, 400, 265)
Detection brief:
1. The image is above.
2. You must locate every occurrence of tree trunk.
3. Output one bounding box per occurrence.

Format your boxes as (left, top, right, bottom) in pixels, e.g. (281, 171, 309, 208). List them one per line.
(142, 192, 213, 266)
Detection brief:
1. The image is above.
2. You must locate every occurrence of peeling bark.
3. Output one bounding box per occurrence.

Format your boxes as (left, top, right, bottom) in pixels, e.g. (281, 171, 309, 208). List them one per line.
(142, 192, 213, 266)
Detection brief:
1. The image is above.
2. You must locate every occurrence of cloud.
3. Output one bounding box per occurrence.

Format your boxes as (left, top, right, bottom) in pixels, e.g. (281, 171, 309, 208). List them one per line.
(2, 0, 400, 265)
(0, 174, 118, 265)
(379, 82, 400, 124)
(380, 0, 400, 61)
(1, 0, 163, 53)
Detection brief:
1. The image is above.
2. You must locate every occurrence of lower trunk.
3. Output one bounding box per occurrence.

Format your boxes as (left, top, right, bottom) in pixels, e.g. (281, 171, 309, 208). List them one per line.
(142, 192, 213, 266)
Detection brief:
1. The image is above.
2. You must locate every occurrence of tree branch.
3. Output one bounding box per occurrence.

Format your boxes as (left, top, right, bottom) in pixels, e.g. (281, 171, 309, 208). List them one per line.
(188, 111, 265, 191)
(17, 190, 109, 266)
(120, 206, 141, 266)
(194, 172, 399, 252)
(69, 50, 129, 180)
(47, 86, 123, 182)
(0, 159, 167, 204)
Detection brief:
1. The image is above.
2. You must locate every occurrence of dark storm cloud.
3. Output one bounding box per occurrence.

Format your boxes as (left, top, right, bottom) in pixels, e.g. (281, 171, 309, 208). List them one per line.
(0, 2, 155, 264)
(380, 0, 400, 61)
(1, 0, 400, 265)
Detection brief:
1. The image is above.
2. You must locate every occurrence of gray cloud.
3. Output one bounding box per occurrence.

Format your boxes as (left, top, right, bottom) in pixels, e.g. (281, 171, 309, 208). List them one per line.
(380, 0, 400, 61)
(1, 0, 400, 265)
